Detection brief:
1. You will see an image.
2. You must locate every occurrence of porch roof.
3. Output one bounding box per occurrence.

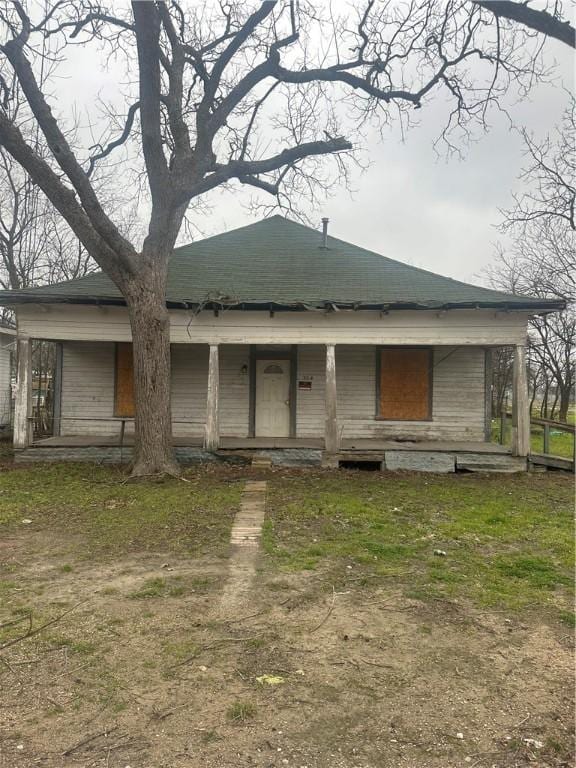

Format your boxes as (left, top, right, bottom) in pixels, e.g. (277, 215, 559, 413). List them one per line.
(0, 216, 563, 313)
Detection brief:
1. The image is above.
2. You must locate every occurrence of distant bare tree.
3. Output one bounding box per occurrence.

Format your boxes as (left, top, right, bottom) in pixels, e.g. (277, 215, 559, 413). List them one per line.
(0, 76, 100, 317)
(532, 311, 575, 420)
(499, 99, 575, 301)
(0, 0, 560, 474)
(0, 149, 44, 292)
(488, 99, 575, 422)
(0, 147, 98, 297)
(491, 345, 514, 416)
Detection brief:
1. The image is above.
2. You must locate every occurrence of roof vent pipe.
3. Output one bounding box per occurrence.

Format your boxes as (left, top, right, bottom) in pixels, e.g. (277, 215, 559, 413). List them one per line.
(321, 217, 329, 248)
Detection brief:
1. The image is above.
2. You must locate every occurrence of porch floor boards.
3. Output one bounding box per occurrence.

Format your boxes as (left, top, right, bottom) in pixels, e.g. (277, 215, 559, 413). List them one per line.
(31, 434, 510, 454)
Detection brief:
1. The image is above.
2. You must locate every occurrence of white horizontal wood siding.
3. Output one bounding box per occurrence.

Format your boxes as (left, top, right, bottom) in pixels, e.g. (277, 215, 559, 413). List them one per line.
(334, 345, 485, 441)
(295, 345, 485, 441)
(296, 345, 326, 437)
(60, 342, 250, 438)
(0, 332, 13, 426)
(219, 345, 250, 437)
(60, 342, 117, 436)
(170, 345, 207, 437)
(16, 304, 530, 346)
(59, 341, 485, 442)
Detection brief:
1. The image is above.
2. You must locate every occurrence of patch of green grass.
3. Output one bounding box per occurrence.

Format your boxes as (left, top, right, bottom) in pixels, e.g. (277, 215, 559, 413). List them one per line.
(163, 639, 197, 660)
(245, 637, 266, 649)
(531, 428, 575, 459)
(558, 609, 575, 627)
(200, 729, 221, 744)
(0, 464, 241, 558)
(494, 555, 570, 589)
(48, 636, 97, 655)
(129, 577, 167, 599)
(264, 473, 574, 619)
(128, 577, 185, 600)
(226, 700, 257, 723)
(188, 576, 217, 593)
(59, 564, 73, 573)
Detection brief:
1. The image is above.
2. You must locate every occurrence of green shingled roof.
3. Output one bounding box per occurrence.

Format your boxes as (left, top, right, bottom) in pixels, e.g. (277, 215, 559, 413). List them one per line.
(0, 216, 563, 312)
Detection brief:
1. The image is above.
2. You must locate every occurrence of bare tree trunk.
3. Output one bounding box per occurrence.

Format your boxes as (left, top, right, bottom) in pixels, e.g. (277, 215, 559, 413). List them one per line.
(529, 375, 537, 416)
(558, 387, 571, 423)
(124, 267, 178, 476)
(550, 390, 559, 421)
(541, 383, 549, 418)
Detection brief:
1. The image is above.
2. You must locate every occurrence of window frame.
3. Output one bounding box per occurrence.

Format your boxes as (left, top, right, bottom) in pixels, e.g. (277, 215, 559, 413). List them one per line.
(374, 345, 433, 422)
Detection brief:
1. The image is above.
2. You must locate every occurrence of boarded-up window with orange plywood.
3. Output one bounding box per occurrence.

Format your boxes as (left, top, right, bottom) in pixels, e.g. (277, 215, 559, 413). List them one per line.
(377, 347, 432, 421)
(114, 342, 135, 417)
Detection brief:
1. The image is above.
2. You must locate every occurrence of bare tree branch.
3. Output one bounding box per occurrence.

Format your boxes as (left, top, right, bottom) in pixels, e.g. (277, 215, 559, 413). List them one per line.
(1, 2, 136, 269)
(0, 111, 128, 282)
(131, 1, 169, 200)
(474, 1, 576, 48)
(185, 135, 352, 200)
(87, 101, 140, 177)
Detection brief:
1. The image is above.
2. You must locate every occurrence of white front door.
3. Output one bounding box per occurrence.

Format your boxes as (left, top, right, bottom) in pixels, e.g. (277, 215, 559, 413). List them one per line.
(255, 359, 291, 437)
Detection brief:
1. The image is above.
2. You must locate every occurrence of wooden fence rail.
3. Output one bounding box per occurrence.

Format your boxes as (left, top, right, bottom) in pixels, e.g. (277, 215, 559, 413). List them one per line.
(499, 410, 575, 466)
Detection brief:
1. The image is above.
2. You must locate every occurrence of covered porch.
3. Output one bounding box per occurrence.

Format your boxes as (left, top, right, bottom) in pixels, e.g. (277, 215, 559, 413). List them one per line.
(13, 335, 531, 471)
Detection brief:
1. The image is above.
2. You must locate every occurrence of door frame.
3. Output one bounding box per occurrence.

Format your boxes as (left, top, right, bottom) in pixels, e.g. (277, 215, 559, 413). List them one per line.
(249, 345, 298, 438)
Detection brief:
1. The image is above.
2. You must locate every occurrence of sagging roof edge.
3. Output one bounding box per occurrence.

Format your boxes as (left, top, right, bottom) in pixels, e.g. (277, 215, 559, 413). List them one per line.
(0, 294, 565, 313)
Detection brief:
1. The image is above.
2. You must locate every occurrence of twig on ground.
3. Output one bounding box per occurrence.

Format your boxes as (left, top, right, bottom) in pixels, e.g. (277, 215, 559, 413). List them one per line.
(513, 713, 531, 728)
(0, 614, 32, 631)
(309, 586, 336, 634)
(169, 635, 263, 669)
(222, 595, 293, 625)
(0, 655, 17, 675)
(223, 608, 267, 625)
(10, 657, 42, 665)
(62, 726, 119, 756)
(52, 660, 93, 680)
(359, 657, 395, 669)
(149, 702, 191, 721)
(0, 600, 88, 652)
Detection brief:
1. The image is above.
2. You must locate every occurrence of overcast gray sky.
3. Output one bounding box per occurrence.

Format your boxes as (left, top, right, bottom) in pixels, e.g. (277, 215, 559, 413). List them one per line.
(62, 5, 573, 288)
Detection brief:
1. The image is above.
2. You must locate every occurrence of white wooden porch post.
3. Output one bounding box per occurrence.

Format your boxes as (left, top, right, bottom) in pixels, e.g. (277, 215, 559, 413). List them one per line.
(204, 344, 220, 451)
(14, 336, 33, 449)
(511, 344, 530, 457)
(325, 344, 340, 453)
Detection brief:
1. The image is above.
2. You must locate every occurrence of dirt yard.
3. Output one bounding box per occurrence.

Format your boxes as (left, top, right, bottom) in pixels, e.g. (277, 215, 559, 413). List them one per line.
(0, 462, 573, 768)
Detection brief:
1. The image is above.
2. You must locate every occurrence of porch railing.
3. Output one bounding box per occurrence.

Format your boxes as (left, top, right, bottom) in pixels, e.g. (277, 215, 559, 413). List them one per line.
(497, 410, 575, 469)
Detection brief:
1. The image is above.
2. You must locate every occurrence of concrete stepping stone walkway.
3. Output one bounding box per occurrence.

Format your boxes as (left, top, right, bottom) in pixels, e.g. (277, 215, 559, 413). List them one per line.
(220, 480, 267, 613)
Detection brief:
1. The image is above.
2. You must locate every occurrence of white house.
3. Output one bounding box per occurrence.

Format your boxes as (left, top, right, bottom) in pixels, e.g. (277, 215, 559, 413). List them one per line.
(0, 217, 563, 470)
